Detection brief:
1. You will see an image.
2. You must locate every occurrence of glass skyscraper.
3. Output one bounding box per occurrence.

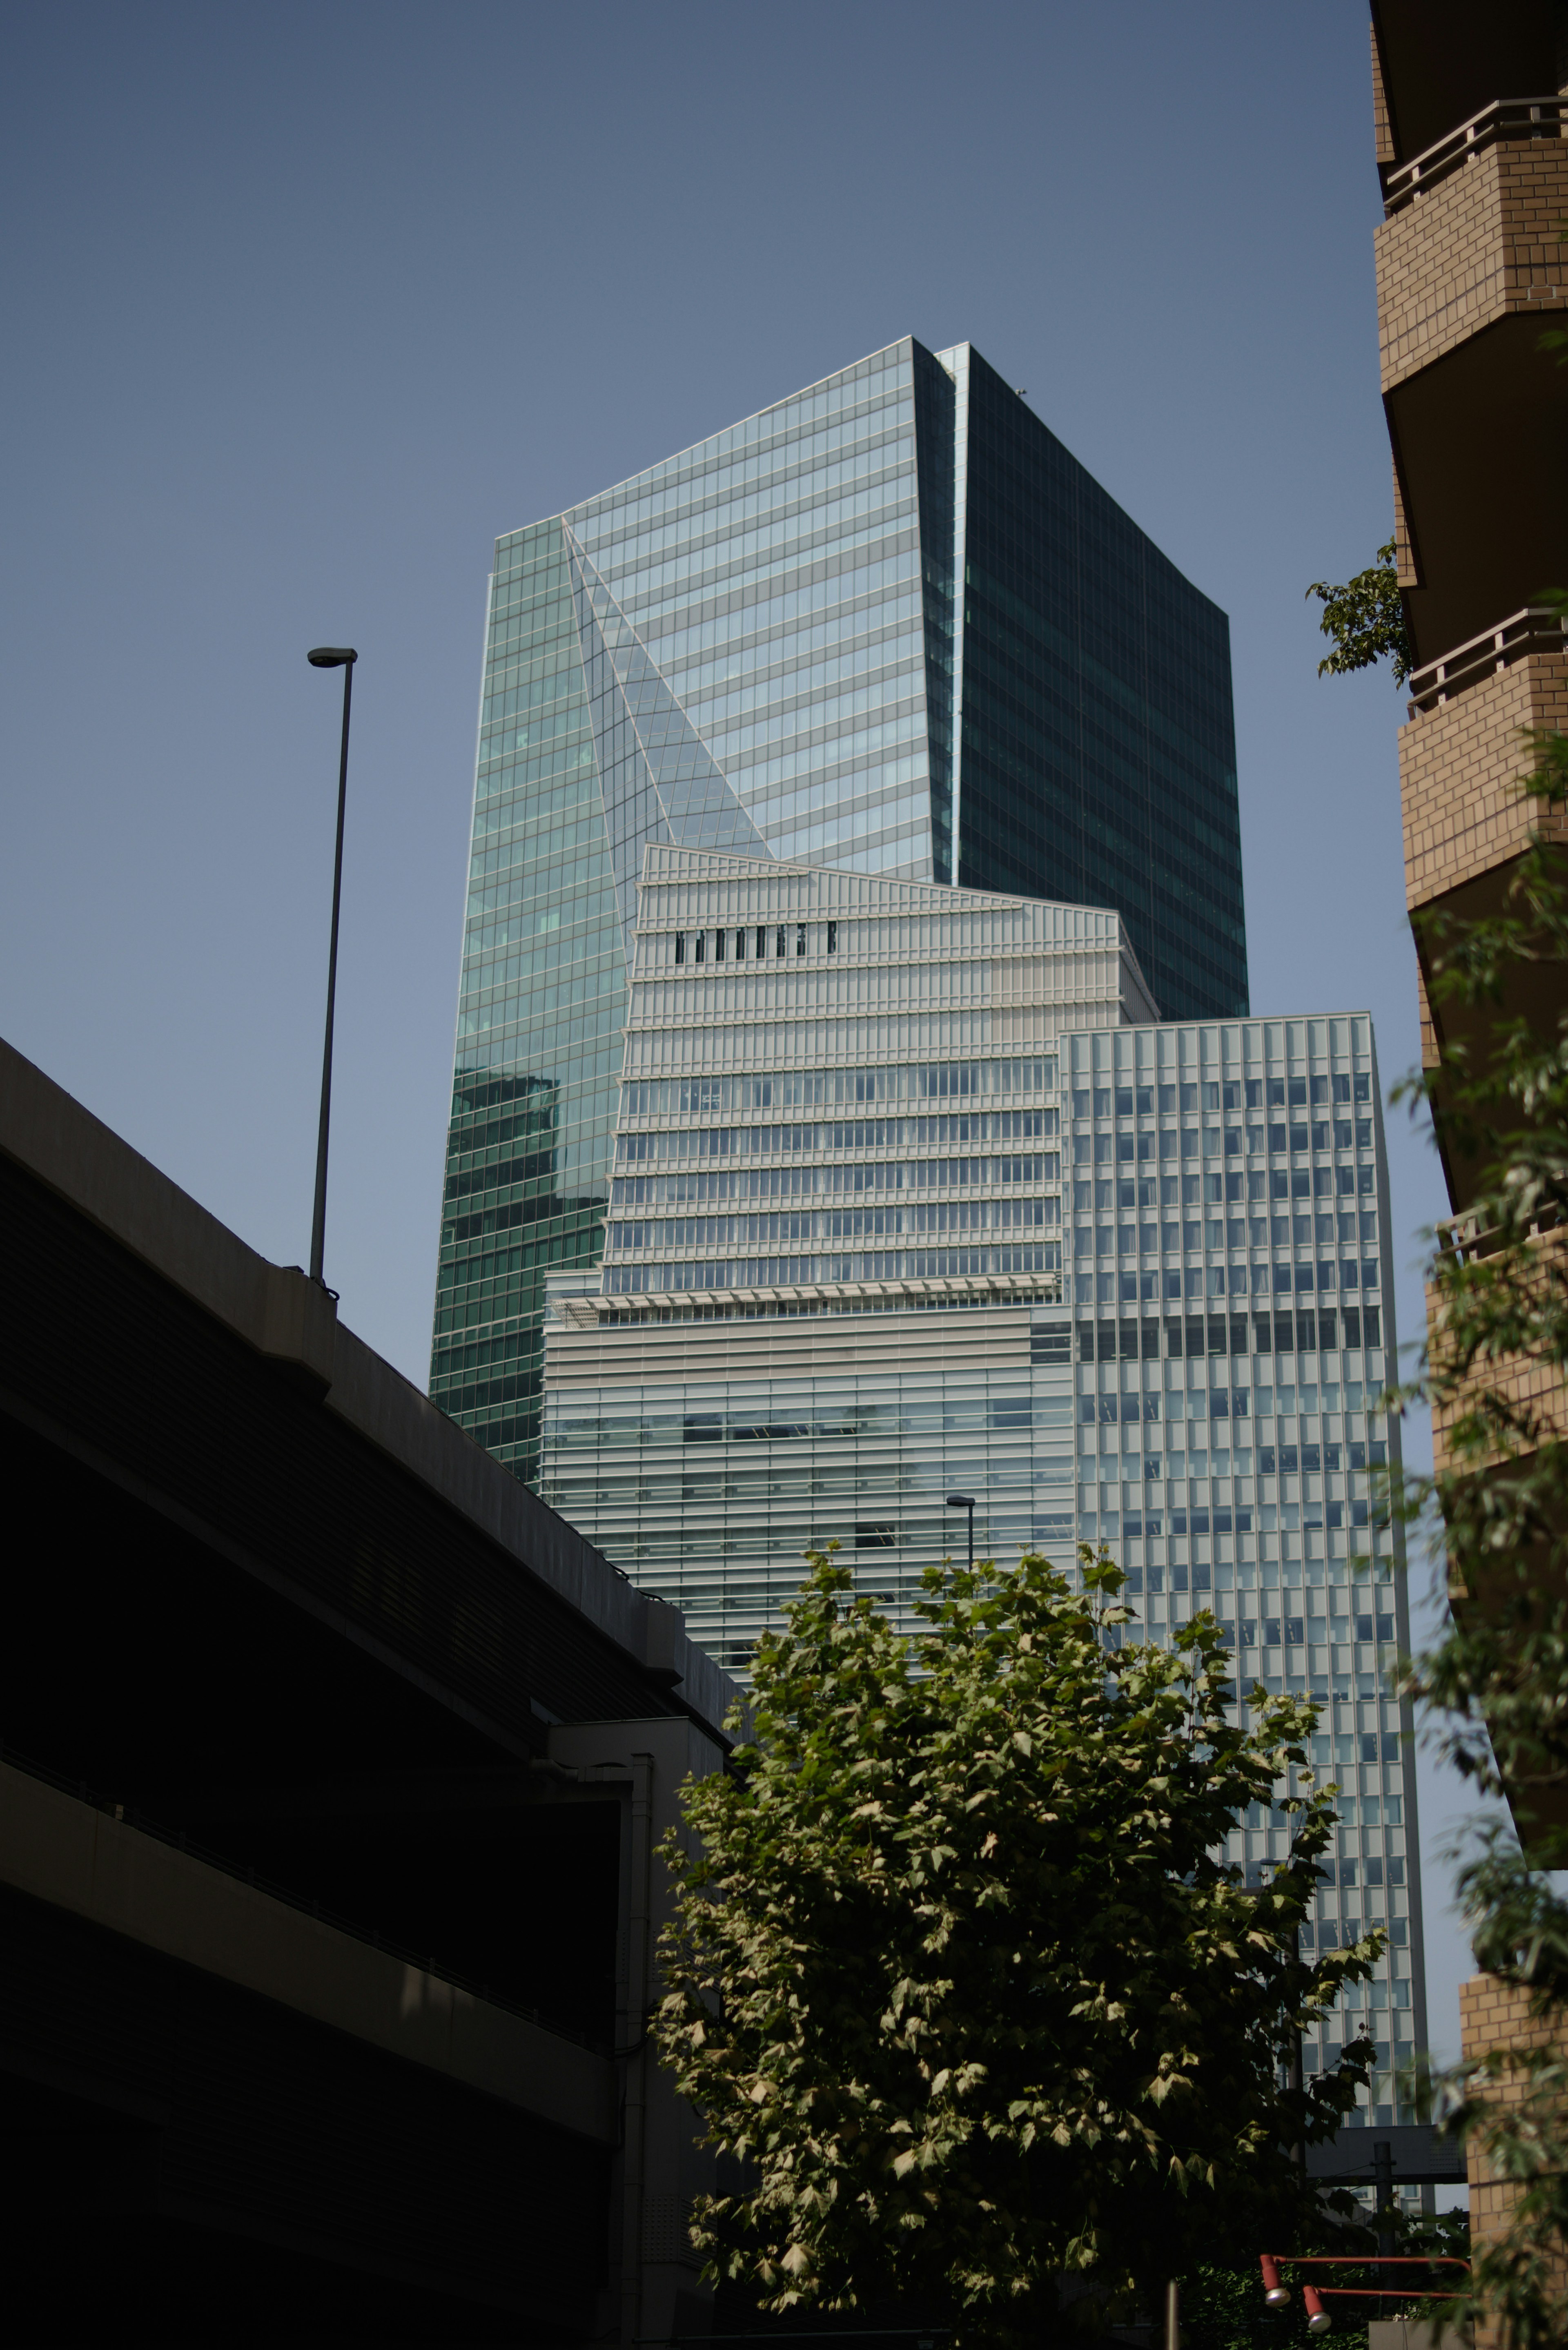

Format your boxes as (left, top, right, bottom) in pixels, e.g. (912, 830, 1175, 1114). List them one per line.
(539, 851, 1423, 2131)
(432, 337, 1245, 1481)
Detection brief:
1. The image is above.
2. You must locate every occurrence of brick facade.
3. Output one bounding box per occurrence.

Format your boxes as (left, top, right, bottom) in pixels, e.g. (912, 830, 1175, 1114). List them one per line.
(1429, 1224, 1568, 1480)
(1415, 965, 1438, 1072)
(1398, 654, 1568, 916)
(1371, 25, 1568, 2334)
(1459, 1973, 1567, 2348)
(1375, 141, 1568, 395)
(1371, 27, 1394, 173)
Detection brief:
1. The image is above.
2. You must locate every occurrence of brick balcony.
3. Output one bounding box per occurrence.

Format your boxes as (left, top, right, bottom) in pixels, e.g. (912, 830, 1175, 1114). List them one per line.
(1428, 1223, 1568, 1482)
(1374, 105, 1568, 664)
(1399, 631, 1568, 919)
(1398, 635, 1568, 1206)
(1459, 1973, 1568, 2350)
(1376, 107, 1568, 394)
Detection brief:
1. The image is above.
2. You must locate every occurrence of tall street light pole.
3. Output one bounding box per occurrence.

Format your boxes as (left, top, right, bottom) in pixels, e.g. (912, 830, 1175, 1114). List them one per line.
(946, 1493, 975, 1571)
(306, 647, 358, 1290)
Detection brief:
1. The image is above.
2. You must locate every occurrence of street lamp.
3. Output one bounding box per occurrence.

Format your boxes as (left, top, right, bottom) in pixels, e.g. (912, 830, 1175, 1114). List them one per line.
(946, 1493, 975, 1570)
(305, 646, 358, 1290)
(1288, 1918, 1305, 2172)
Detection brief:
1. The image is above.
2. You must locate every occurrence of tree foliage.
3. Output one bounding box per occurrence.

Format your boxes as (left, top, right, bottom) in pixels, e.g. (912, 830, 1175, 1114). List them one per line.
(1390, 729, 1568, 2347)
(656, 1545, 1381, 2342)
(1306, 540, 1412, 688)
(1181, 2259, 1367, 2350)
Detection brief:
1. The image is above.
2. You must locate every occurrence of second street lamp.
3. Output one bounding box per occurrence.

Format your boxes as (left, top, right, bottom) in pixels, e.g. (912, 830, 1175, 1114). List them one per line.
(305, 646, 358, 1291)
(946, 1493, 976, 1571)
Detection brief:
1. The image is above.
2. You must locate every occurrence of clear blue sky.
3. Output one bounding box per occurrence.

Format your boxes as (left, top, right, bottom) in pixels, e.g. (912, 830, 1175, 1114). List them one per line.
(0, 0, 1486, 2096)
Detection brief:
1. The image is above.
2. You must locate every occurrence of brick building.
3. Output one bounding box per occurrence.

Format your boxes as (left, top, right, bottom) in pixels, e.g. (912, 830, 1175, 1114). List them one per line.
(1369, 2, 1568, 2311)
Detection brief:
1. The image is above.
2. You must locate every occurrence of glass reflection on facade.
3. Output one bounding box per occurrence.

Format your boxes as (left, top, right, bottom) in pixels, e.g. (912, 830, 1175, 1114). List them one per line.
(946, 344, 1246, 1024)
(1062, 1012, 1421, 2130)
(433, 337, 1245, 1480)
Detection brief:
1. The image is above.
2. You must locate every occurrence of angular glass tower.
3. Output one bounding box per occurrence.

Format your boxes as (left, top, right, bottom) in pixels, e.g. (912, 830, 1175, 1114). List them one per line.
(432, 338, 1245, 1480)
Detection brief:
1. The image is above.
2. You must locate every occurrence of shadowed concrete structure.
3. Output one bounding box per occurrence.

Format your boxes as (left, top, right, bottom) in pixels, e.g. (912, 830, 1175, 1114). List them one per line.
(0, 1032, 737, 2343)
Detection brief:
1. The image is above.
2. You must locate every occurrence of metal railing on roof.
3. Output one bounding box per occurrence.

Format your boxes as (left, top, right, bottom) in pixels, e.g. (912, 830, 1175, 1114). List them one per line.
(1383, 96, 1568, 215)
(558, 1272, 1067, 1326)
(1407, 604, 1568, 718)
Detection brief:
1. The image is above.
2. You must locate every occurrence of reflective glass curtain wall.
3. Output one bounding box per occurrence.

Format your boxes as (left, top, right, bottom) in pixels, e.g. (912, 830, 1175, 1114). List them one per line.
(431, 528, 626, 1483)
(433, 337, 1247, 1478)
(1065, 1012, 1418, 2129)
(944, 343, 1247, 1022)
(433, 343, 933, 1478)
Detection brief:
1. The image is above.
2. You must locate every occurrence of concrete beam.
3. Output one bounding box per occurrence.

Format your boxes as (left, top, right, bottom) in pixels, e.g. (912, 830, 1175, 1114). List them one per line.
(1307, 2121, 1467, 2188)
(0, 1760, 617, 2145)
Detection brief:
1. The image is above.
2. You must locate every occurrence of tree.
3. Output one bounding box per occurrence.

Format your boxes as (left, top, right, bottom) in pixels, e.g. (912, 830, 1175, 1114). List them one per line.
(656, 1545, 1381, 2343)
(1305, 540, 1412, 687)
(1389, 730, 1568, 2349)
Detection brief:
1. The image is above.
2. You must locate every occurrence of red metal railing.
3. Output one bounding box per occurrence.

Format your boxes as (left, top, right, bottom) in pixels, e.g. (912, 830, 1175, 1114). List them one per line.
(1259, 2253, 1469, 2336)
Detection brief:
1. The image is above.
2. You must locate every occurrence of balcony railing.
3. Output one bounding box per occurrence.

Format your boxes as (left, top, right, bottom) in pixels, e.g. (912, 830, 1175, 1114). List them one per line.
(1383, 96, 1568, 217)
(1437, 1204, 1563, 1266)
(1407, 604, 1568, 717)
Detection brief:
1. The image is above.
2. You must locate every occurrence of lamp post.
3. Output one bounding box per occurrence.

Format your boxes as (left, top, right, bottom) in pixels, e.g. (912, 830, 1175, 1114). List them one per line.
(946, 1493, 975, 1570)
(305, 647, 358, 1290)
(1373, 2136, 1396, 2265)
(1288, 1919, 1306, 2173)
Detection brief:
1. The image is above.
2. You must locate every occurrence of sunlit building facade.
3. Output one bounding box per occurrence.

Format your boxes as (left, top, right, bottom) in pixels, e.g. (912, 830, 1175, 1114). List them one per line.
(431, 336, 1245, 1481)
(539, 843, 1142, 1626)
(1059, 1012, 1425, 2124)
(539, 854, 1424, 2127)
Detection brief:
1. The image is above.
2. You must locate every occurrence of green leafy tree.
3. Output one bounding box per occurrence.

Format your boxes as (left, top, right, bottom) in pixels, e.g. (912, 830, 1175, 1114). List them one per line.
(656, 1545, 1381, 2343)
(1387, 731, 1568, 2347)
(1306, 540, 1413, 687)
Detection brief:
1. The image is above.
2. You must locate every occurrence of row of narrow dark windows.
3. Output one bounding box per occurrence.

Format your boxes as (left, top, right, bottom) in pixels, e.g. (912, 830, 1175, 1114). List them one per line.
(673, 923, 835, 964)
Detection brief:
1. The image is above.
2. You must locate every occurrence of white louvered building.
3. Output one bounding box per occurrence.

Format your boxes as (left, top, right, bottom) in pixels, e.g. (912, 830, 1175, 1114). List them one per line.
(541, 845, 1141, 1637)
(537, 846, 1427, 2132)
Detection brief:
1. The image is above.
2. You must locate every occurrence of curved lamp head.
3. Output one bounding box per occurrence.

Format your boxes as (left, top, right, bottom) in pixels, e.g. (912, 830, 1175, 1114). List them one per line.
(1260, 2256, 1290, 2307)
(307, 647, 358, 668)
(946, 1494, 975, 1509)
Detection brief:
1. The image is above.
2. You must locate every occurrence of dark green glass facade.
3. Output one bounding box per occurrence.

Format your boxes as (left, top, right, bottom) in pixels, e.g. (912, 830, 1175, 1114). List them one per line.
(937, 344, 1247, 1022)
(430, 525, 626, 1479)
